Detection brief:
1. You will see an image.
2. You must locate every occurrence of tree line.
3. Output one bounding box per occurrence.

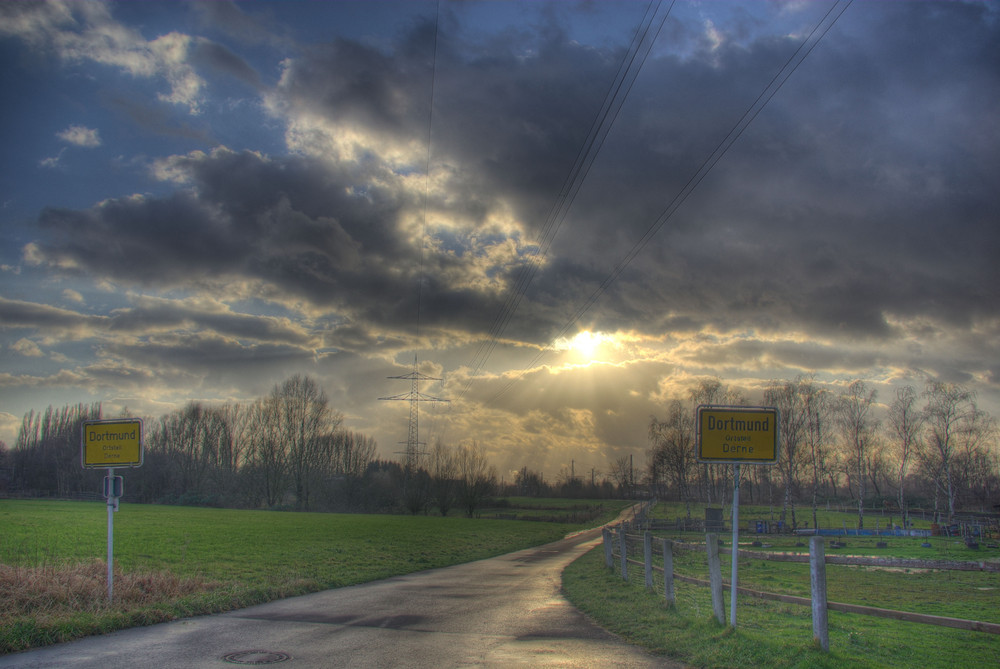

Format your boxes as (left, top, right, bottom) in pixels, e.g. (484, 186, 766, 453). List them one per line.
(646, 378, 1000, 528)
(6, 373, 993, 523)
(0, 375, 508, 516)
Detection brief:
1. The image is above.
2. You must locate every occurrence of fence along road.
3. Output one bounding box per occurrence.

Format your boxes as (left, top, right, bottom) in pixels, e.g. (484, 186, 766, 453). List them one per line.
(0, 522, 679, 669)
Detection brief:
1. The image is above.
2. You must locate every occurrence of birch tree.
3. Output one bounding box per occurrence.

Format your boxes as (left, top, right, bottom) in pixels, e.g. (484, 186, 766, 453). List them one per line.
(887, 385, 922, 528)
(836, 380, 878, 530)
(801, 379, 833, 530)
(764, 380, 807, 529)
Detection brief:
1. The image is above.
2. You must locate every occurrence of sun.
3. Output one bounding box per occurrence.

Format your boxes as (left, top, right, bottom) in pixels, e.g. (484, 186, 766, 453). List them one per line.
(553, 330, 618, 363)
(570, 330, 601, 357)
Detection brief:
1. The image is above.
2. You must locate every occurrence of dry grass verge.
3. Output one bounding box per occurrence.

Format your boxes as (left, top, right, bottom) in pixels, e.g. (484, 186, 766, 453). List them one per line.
(0, 560, 218, 653)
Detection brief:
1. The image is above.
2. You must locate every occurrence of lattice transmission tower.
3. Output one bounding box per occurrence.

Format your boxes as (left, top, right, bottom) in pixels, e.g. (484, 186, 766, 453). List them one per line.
(378, 356, 449, 472)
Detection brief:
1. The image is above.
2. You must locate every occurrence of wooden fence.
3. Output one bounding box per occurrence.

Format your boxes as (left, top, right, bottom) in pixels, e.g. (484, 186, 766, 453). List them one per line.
(602, 525, 1000, 651)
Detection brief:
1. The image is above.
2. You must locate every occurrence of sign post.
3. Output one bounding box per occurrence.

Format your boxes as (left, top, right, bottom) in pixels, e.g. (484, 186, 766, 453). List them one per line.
(697, 405, 779, 627)
(82, 418, 143, 602)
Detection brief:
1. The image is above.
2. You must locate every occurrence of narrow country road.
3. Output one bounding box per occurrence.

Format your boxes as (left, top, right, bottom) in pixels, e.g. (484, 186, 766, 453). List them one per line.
(0, 527, 680, 668)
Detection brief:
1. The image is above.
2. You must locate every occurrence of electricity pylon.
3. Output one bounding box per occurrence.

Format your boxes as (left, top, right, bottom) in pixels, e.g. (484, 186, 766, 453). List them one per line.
(378, 356, 449, 472)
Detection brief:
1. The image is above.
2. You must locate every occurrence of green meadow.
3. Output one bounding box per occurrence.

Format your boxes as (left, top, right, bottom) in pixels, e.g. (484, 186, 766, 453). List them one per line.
(0, 498, 625, 653)
(562, 501, 1000, 668)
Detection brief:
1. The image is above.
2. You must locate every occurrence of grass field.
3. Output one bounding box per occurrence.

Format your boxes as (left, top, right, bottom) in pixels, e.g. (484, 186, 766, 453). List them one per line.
(561, 501, 1000, 668)
(0, 498, 625, 654)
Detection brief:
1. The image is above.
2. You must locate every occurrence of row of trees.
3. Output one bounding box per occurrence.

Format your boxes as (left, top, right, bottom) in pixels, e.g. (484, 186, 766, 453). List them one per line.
(4, 374, 996, 523)
(647, 378, 999, 528)
(0, 375, 504, 516)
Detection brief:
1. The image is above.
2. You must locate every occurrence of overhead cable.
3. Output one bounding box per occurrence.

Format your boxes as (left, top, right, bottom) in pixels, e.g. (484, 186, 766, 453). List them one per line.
(485, 0, 854, 405)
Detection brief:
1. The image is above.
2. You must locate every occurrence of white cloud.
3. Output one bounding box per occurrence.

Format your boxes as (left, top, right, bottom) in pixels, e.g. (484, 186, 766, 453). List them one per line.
(39, 148, 66, 168)
(1, 1, 204, 114)
(57, 125, 101, 148)
(62, 289, 85, 303)
(12, 338, 44, 357)
(703, 19, 724, 51)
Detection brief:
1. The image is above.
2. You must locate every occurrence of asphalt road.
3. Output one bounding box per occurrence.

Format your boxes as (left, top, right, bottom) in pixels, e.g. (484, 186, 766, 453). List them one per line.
(0, 527, 679, 668)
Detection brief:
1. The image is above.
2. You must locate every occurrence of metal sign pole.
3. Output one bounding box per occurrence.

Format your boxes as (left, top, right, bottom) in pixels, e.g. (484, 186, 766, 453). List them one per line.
(106, 466, 114, 603)
(695, 406, 779, 629)
(82, 419, 141, 605)
(730, 463, 740, 627)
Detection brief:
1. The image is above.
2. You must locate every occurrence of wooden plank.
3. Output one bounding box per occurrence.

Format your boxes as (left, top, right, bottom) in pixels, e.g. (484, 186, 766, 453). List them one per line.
(664, 572, 1000, 634)
(825, 602, 1000, 634)
(670, 540, 1000, 572)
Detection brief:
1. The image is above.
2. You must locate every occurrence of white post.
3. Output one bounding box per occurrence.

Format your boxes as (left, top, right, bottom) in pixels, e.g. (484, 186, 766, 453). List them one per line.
(810, 536, 829, 651)
(707, 533, 724, 624)
(730, 463, 740, 627)
(106, 467, 114, 603)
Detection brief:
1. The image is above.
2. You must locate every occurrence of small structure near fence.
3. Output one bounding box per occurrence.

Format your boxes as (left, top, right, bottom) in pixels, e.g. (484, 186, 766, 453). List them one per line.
(602, 526, 1000, 652)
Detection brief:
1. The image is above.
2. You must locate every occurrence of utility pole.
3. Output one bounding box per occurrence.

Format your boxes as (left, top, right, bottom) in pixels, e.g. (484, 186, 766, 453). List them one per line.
(378, 356, 449, 472)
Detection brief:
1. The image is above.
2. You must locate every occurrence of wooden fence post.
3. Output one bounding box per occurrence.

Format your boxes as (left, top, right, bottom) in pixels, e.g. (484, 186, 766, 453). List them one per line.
(707, 533, 725, 624)
(644, 531, 653, 589)
(810, 535, 829, 651)
(662, 538, 675, 606)
(619, 525, 628, 581)
(603, 528, 613, 568)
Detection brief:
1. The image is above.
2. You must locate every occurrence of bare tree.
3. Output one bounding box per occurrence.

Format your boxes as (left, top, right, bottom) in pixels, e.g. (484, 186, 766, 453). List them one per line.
(764, 380, 807, 528)
(609, 454, 635, 498)
(428, 438, 457, 516)
(887, 385, 922, 528)
(648, 402, 694, 516)
(456, 442, 497, 517)
(12, 403, 102, 496)
(921, 382, 978, 522)
(267, 375, 342, 510)
(689, 378, 745, 504)
(247, 395, 287, 508)
(801, 378, 833, 530)
(514, 466, 548, 497)
(327, 430, 377, 478)
(836, 380, 879, 529)
(958, 409, 997, 510)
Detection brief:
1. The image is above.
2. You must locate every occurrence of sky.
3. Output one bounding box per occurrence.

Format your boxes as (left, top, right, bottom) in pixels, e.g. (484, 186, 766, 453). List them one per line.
(1, 0, 998, 480)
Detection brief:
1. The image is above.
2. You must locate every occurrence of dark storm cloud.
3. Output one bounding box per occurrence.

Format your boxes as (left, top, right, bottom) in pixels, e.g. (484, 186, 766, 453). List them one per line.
(105, 332, 316, 376)
(524, 1, 1000, 342)
(106, 297, 314, 346)
(24, 146, 517, 335)
(275, 22, 439, 142)
(20, 2, 1000, 358)
(0, 296, 100, 334)
(32, 190, 248, 284)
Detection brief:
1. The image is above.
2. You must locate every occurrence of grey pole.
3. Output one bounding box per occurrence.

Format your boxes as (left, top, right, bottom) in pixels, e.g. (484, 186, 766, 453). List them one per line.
(730, 463, 740, 627)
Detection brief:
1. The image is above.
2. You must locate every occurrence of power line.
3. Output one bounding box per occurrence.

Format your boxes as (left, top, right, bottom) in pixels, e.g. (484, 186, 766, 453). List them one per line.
(378, 356, 449, 472)
(415, 0, 442, 329)
(381, 2, 445, 467)
(485, 0, 854, 405)
(458, 0, 675, 401)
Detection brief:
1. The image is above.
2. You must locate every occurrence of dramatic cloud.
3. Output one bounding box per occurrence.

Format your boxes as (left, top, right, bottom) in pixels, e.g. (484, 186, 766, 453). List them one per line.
(0, 1, 997, 474)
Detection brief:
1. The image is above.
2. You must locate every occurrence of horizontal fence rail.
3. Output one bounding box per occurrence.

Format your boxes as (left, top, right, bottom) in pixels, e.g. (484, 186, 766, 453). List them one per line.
(668, 540, 1000, 573)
